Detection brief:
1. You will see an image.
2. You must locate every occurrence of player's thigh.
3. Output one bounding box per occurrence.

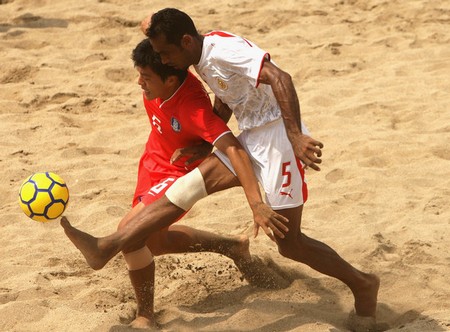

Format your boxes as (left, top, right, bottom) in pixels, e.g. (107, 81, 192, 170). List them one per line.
(275, 205, 303, 241)
(198, 154, 240, 194)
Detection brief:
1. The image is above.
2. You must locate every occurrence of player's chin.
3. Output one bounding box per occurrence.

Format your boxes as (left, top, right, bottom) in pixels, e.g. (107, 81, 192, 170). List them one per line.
(144, 91, 154, 100)
(170, 63, 187, 70)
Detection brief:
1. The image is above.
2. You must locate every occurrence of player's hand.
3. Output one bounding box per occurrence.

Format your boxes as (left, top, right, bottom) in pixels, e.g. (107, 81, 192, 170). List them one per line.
(170, 141, 213, 166)
(252, 203, 289, 242)
(291, 133, 324, 171)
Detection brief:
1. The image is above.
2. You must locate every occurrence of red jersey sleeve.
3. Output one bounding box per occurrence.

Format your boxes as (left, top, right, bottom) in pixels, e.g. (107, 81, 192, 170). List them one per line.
(181, 92, 231, 145)
(185, 100, 231, 144)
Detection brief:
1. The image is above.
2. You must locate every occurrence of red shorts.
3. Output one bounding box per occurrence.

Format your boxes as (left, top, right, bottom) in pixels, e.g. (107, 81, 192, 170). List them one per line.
(133, 176, 177, 207)
(133, 175, 188, 222)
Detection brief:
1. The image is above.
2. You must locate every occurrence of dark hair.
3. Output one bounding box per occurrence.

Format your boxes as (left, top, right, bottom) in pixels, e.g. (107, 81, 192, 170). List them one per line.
(146, 8, 199, 46)
(131, 38, 187, 82)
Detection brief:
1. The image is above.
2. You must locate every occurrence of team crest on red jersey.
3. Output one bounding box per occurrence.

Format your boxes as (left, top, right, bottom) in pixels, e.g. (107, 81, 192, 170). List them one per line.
(171, 117, 181, 132)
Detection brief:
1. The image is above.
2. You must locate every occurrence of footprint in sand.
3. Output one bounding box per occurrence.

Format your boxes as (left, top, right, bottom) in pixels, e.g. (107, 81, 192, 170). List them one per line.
(98, 16, 139, 29)
(424, 196, 447, 216)
(325, 168, 345, 183)
(105, 67, 135, 83)
(432, 147, 450, 160)
(93, 35, 131, 49)
(51, 92, 79, 104)
(0, 287, 18, 305)
(84, 53, 109, 62)
(367, 233, 398, 262)
(1, 65, 38, 84)
(12, 13, 68, 29)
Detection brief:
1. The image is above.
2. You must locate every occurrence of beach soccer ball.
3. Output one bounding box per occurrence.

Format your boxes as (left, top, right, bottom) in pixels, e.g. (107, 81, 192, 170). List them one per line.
(18, 172, 69, 222)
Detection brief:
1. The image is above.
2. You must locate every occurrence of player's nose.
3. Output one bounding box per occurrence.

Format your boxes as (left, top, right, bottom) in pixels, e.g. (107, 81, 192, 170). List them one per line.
(160, 55, 170, 65)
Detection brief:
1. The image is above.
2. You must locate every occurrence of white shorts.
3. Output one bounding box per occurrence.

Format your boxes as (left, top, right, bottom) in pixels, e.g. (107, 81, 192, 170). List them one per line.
(214, 118, 309, 210)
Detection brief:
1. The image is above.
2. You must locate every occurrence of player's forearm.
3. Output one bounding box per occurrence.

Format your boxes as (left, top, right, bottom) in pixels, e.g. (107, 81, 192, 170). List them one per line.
(270, 71, 304, 141)
(260, 61, 303, 140)
(214, 133, 264, 210)
(213, 97, 233, 124)
(226, 146, 265, 209)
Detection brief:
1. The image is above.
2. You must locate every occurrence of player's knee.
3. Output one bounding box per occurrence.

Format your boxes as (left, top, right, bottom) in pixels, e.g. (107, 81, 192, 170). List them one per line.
(276, 235, 304, 259)
(123, 246, 154, 271)
(117, 219, 127, 231)
(277, 241, 293, 259)
(117, 202, 146, 231)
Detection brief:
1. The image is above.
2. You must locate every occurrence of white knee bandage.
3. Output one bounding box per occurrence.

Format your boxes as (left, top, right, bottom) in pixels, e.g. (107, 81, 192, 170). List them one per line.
(165, 167, 207, 211)
(123, 246, 154, 271)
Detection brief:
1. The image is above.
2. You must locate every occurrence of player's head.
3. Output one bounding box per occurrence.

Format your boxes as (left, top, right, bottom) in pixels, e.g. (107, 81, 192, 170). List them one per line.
(132, 39, 187, 100)
(146, 8, 201, 70)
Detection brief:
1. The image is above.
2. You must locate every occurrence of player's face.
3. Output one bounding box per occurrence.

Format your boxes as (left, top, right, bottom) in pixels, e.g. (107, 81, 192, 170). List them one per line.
(136, 66, 168, 100)
(149, 34, 191, 70)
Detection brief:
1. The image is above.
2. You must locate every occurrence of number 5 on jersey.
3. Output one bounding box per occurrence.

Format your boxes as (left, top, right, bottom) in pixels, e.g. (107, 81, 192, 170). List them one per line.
(282, 162, 291, 187)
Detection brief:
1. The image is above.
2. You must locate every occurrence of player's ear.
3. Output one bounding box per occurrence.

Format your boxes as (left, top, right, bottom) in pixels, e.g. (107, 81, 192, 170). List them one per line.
(166, 75, 179, 87)
(181, 34, 193, 49)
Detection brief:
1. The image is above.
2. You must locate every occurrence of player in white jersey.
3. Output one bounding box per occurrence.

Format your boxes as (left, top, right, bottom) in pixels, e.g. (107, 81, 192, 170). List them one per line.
(145, 8, 379, 325)
(61, 8, 379, 330)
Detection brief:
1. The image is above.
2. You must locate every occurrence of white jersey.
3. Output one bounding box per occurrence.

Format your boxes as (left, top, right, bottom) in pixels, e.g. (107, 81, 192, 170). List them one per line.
(194, 31, 281, 130)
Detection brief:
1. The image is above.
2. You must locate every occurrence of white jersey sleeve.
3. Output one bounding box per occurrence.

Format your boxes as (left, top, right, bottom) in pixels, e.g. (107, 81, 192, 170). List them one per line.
(195, 31, 282, 130)
(206, 31, 268, 87)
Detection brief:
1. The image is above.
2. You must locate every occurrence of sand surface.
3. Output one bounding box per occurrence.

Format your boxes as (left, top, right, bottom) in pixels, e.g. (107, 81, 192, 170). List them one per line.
(1, 0, 449, 331)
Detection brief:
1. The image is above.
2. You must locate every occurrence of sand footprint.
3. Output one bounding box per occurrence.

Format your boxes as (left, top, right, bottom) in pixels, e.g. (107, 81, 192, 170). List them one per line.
(0, 288, 18, 305)
(367, 233, 398, 262)
(92, 35, 131, 48)
(51, 92, 79, 104)
(431, 147, 450, 160)
(12, 13, 68, 29)
(105, 67, 135, 83)
(1, 65, 38, 84)
(400, 240, 433, 265)
(423, 196, 447, 216)
(325, 168, 344, 183)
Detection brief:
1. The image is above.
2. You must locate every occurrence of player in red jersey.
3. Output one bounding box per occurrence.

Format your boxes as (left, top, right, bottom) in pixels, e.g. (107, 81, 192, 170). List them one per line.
(62, 39, 287, 329)
(132, 47, 230, 208)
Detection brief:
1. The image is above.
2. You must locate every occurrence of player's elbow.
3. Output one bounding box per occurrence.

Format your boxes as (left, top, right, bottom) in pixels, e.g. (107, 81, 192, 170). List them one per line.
(268, 66, 294, 93)
(223, 144, 241, 158)
(277, 69, 294, 88)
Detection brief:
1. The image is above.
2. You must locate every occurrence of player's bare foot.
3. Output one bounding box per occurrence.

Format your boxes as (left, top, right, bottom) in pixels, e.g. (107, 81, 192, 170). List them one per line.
(236, 254, 291, 289)
(60, 216, 118, 270)
(227, 234, 252, 262)
(225, 235, 291, 289)
(129, 315, 158, 330)
(353, 273, 380, 318)
(346, 310, 377, 332)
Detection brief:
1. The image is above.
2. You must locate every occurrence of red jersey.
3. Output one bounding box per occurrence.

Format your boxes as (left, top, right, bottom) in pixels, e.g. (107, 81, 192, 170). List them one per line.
(133, 71, 231, 206)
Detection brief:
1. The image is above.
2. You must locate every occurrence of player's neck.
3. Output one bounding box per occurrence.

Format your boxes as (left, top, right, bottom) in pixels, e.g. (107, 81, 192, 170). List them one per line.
(160, 77, 185, 101)
(192, 34, 204, 65)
